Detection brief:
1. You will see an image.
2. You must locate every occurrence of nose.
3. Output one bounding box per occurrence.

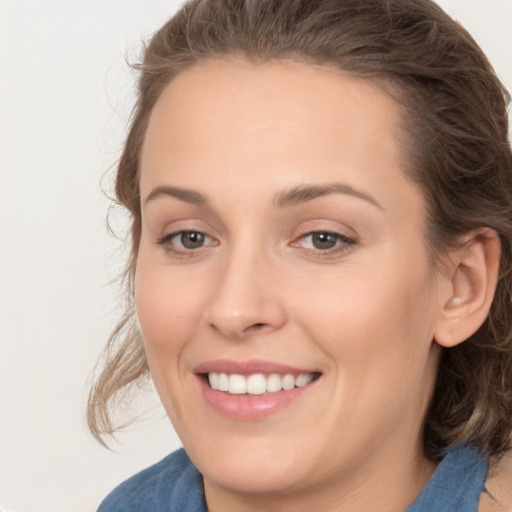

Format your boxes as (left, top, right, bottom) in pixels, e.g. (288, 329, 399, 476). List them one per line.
(203, 248, 287, 340)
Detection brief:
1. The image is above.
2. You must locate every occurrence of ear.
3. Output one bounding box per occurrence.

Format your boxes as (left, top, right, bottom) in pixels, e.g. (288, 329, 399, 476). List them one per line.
(434, 228, 501, 348)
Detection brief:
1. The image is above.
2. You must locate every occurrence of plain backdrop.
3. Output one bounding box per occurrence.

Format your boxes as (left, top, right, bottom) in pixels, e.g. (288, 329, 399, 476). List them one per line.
(0, 1, 511, 511)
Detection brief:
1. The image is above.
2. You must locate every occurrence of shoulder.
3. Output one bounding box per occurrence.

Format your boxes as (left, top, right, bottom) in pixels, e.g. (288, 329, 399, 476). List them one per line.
(480, 450, 512, 512)
(97, 448, 205, 512)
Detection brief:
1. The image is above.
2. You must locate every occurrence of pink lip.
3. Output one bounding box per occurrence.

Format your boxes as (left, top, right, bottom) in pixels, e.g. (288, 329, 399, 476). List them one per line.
(194, 358, 317, 376)
(194, 359, 320, 421)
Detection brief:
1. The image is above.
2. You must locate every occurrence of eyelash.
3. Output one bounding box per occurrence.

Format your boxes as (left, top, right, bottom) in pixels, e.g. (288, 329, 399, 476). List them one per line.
(291, 231, 357, 256)
(156, 230, 218, 257)
(156, 230, 357, 257)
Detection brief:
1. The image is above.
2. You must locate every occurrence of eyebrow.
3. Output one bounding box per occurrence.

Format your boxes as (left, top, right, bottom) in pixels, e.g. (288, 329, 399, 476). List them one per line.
(274, 183, 383, 210)
(143, 182, 383, 210)
(143, 186, 208, 206)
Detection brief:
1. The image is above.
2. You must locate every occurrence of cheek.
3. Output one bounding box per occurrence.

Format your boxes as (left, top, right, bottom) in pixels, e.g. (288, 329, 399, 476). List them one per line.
(134, 257, 204, 370)
(295, 255, 439, 385)
(134, 258, 211, 423)
(303, 267, 439, 444)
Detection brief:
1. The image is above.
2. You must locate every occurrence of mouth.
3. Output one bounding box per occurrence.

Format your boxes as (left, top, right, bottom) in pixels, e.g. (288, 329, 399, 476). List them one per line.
(204, 372, 321, 395)
(194, 360, 322, 420)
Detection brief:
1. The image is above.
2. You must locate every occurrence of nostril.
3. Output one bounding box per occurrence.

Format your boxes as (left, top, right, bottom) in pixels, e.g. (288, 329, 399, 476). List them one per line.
(241, 322, 268, 335)
(251, 323, 268, 330)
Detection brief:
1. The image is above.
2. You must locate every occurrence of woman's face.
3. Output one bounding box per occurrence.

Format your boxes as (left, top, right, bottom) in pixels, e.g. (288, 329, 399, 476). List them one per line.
(136, 61, 446, 506)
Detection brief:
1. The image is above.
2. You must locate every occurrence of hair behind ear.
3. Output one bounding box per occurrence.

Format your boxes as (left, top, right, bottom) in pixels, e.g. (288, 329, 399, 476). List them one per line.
(424, 230, 512, 457)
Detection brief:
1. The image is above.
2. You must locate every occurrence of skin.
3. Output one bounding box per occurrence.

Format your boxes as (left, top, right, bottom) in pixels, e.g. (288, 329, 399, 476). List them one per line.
(135, 60, 476, 511)
(481, 452, 512, 512)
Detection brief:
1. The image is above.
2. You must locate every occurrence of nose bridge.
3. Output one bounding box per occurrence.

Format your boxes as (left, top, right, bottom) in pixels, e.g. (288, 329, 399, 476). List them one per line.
(204, 235, 286, 339)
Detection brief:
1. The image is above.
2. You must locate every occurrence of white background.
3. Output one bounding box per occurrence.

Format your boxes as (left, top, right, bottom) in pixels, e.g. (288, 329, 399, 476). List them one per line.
(0, 1, 511, 511)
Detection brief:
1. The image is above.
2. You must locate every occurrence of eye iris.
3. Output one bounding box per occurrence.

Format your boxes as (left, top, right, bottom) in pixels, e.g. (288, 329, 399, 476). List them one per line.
(181, 232, 205, 249)
(312, 232, 338, 250)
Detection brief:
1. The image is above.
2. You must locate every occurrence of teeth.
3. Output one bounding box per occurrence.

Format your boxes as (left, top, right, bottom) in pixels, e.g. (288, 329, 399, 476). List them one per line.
(207, 372, 315, 395)
(218, 373, 229, 392)
(266, 373, 282, 393)
(282, 374, 295, 391)
(296, 374, 313, 387)
(228, 374, 246, 394)
(246, 374, 267, 395)
(208, 372, 219, 390)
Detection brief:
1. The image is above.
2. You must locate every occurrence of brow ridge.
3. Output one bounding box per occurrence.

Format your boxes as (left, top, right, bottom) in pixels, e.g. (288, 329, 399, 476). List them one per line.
(143, 185, 208, 206)
(274, 183, 383, 209)
(143, 182, 382, 210)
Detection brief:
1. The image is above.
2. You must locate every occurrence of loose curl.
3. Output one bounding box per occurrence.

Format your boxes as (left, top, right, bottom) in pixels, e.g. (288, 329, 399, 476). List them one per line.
(88, 0, 512, 457)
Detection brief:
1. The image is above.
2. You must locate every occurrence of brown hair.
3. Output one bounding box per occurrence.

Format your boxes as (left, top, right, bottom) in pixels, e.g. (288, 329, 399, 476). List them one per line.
(88, 0, 512, 457)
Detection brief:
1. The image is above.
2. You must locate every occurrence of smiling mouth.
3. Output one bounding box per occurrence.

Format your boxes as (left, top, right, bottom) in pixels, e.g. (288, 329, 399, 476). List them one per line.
(205, 372, 321, 395)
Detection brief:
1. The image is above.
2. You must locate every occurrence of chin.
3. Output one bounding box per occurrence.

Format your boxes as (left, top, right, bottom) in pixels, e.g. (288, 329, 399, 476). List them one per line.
(188, 435, 310, 494)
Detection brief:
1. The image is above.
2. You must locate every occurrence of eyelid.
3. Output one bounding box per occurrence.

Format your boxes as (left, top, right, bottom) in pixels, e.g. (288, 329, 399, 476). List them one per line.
(289, 218, 357, 243)
(289, 227, 358, 257)
(156, 229, 218, 256)
(158, 229, 214, 242)
(292, 230, 356, 246)
(153, 217, 219, 245)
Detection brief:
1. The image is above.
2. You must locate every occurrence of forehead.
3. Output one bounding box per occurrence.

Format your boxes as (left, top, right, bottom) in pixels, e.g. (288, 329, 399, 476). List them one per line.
(142, 60, 402, 162)
(140, 60, 420, 220)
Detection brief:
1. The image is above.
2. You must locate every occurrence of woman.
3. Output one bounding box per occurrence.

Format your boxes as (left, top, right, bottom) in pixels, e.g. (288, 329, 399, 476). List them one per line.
(89, 0, 512, 510)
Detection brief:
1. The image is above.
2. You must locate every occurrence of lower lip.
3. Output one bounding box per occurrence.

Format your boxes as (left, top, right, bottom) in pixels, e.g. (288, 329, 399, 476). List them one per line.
(198, 376, 317, 420)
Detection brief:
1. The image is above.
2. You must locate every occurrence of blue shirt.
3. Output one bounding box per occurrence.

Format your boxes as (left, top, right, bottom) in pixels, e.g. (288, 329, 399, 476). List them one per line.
(98, 444, 487, 511)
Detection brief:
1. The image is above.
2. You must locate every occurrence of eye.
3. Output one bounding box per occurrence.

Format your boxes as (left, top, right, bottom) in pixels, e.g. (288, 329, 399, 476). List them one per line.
(157, 230, 217, 252)
(305, 232, 340, 250)
(175, 231, 207, 249)
(292, 231, 356, 253)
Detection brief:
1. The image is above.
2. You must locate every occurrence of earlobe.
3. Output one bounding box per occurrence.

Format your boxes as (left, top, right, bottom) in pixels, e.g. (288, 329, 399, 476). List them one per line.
(434, 228, 501, 348)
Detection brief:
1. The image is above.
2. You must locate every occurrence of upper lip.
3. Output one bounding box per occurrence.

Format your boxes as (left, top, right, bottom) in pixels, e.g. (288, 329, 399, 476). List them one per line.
(193, 359, 320, 376)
